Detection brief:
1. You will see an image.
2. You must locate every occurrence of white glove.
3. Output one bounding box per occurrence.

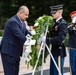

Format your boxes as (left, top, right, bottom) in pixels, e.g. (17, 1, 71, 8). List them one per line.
(40, 35, 46, 43)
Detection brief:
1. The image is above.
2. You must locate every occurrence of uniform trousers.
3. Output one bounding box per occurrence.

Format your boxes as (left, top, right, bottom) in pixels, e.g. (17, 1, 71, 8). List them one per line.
(50, 56, 64, 75)
(1, 53, 20, 75)
(70, 49, 76, 75)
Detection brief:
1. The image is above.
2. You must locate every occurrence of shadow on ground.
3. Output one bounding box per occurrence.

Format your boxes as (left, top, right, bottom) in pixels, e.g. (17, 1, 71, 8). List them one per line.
(64, 67, 70, 73)
(22, 67, 70, 75)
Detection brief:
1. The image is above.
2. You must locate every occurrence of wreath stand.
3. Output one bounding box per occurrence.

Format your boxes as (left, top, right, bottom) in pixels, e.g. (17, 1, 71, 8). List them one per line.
(32, 25, 62, 75)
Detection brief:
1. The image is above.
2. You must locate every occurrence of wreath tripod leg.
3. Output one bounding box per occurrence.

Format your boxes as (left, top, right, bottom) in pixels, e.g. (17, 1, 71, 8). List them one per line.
(32, 42, 45, 75)
(40, 43, 46, 75)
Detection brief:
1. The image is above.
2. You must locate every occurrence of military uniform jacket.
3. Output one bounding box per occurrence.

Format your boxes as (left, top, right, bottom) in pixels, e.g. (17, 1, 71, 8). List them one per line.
(46, 18, 67, 57)
(68, 23, 76, 49)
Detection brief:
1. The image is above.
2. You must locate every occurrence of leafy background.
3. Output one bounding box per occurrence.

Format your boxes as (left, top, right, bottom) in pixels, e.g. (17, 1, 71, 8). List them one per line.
(0, 0, 76, 29)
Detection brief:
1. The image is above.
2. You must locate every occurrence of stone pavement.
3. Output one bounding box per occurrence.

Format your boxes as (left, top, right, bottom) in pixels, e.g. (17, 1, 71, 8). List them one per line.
(0, 48, 70, 75)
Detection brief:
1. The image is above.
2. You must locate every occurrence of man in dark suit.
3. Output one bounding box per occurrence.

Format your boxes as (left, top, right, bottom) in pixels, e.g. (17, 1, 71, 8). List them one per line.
(0, 6, 31, 75)
(41, 4, 67, 75)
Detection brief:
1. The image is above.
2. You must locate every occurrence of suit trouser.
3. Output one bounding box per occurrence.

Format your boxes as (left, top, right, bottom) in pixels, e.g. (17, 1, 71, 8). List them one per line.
(50, 56, 64, 75)
(70, 49, 76, 75)
(1, 53, 20, 75)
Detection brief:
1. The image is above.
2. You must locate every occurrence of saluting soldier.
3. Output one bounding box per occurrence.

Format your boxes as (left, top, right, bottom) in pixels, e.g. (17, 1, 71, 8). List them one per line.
(68, 11, 76, 75)
(41, 4, 67, 75)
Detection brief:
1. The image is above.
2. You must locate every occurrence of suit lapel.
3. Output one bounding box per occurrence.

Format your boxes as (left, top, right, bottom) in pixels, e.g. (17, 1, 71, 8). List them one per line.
(14, 15, 26, 34)
(14, 15, 22, 28)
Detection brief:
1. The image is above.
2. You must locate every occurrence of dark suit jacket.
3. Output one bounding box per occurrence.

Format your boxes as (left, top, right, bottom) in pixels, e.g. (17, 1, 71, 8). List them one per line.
(1, 15, 31, 57)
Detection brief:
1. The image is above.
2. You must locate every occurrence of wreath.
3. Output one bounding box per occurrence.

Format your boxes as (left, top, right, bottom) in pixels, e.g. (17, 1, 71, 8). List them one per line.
(24, 15, 54, 70)
(29, 15, 54, 69)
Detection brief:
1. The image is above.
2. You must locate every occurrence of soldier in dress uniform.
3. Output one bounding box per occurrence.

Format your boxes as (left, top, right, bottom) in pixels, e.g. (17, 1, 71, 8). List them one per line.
(68, 11, 76, 75)
(41, 4, 67, 75)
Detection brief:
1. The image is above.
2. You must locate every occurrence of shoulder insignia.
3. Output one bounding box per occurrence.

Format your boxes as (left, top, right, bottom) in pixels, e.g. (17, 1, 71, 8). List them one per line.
(61, 20, 67, 24)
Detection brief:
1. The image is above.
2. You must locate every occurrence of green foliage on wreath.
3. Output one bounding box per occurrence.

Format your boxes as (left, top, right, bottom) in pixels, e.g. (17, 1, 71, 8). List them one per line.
(29, 15, 54, 70)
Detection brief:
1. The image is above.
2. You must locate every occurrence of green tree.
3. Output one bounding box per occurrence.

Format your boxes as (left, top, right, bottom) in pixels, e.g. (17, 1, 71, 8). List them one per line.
(0, 0, 76, 29)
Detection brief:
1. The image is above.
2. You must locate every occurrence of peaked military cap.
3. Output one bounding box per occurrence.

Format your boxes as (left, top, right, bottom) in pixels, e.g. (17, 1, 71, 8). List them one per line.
(50, 4, 63, 14)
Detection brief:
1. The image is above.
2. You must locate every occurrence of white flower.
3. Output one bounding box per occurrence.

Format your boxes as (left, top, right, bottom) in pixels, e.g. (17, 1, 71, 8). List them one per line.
(34, 22, 39, 27)
(31, 29, 36, 35)
(38, 17, 42, 20)
(33, 22, 39, 29)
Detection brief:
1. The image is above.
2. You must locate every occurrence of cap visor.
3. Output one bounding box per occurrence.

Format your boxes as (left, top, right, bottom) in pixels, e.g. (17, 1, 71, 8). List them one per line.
(50, 11, 57, 14)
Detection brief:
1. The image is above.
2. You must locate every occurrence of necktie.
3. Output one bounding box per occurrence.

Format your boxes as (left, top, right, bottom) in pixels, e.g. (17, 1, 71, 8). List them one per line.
(22, 22, 24, 30)
(22, 22, 25, 33)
